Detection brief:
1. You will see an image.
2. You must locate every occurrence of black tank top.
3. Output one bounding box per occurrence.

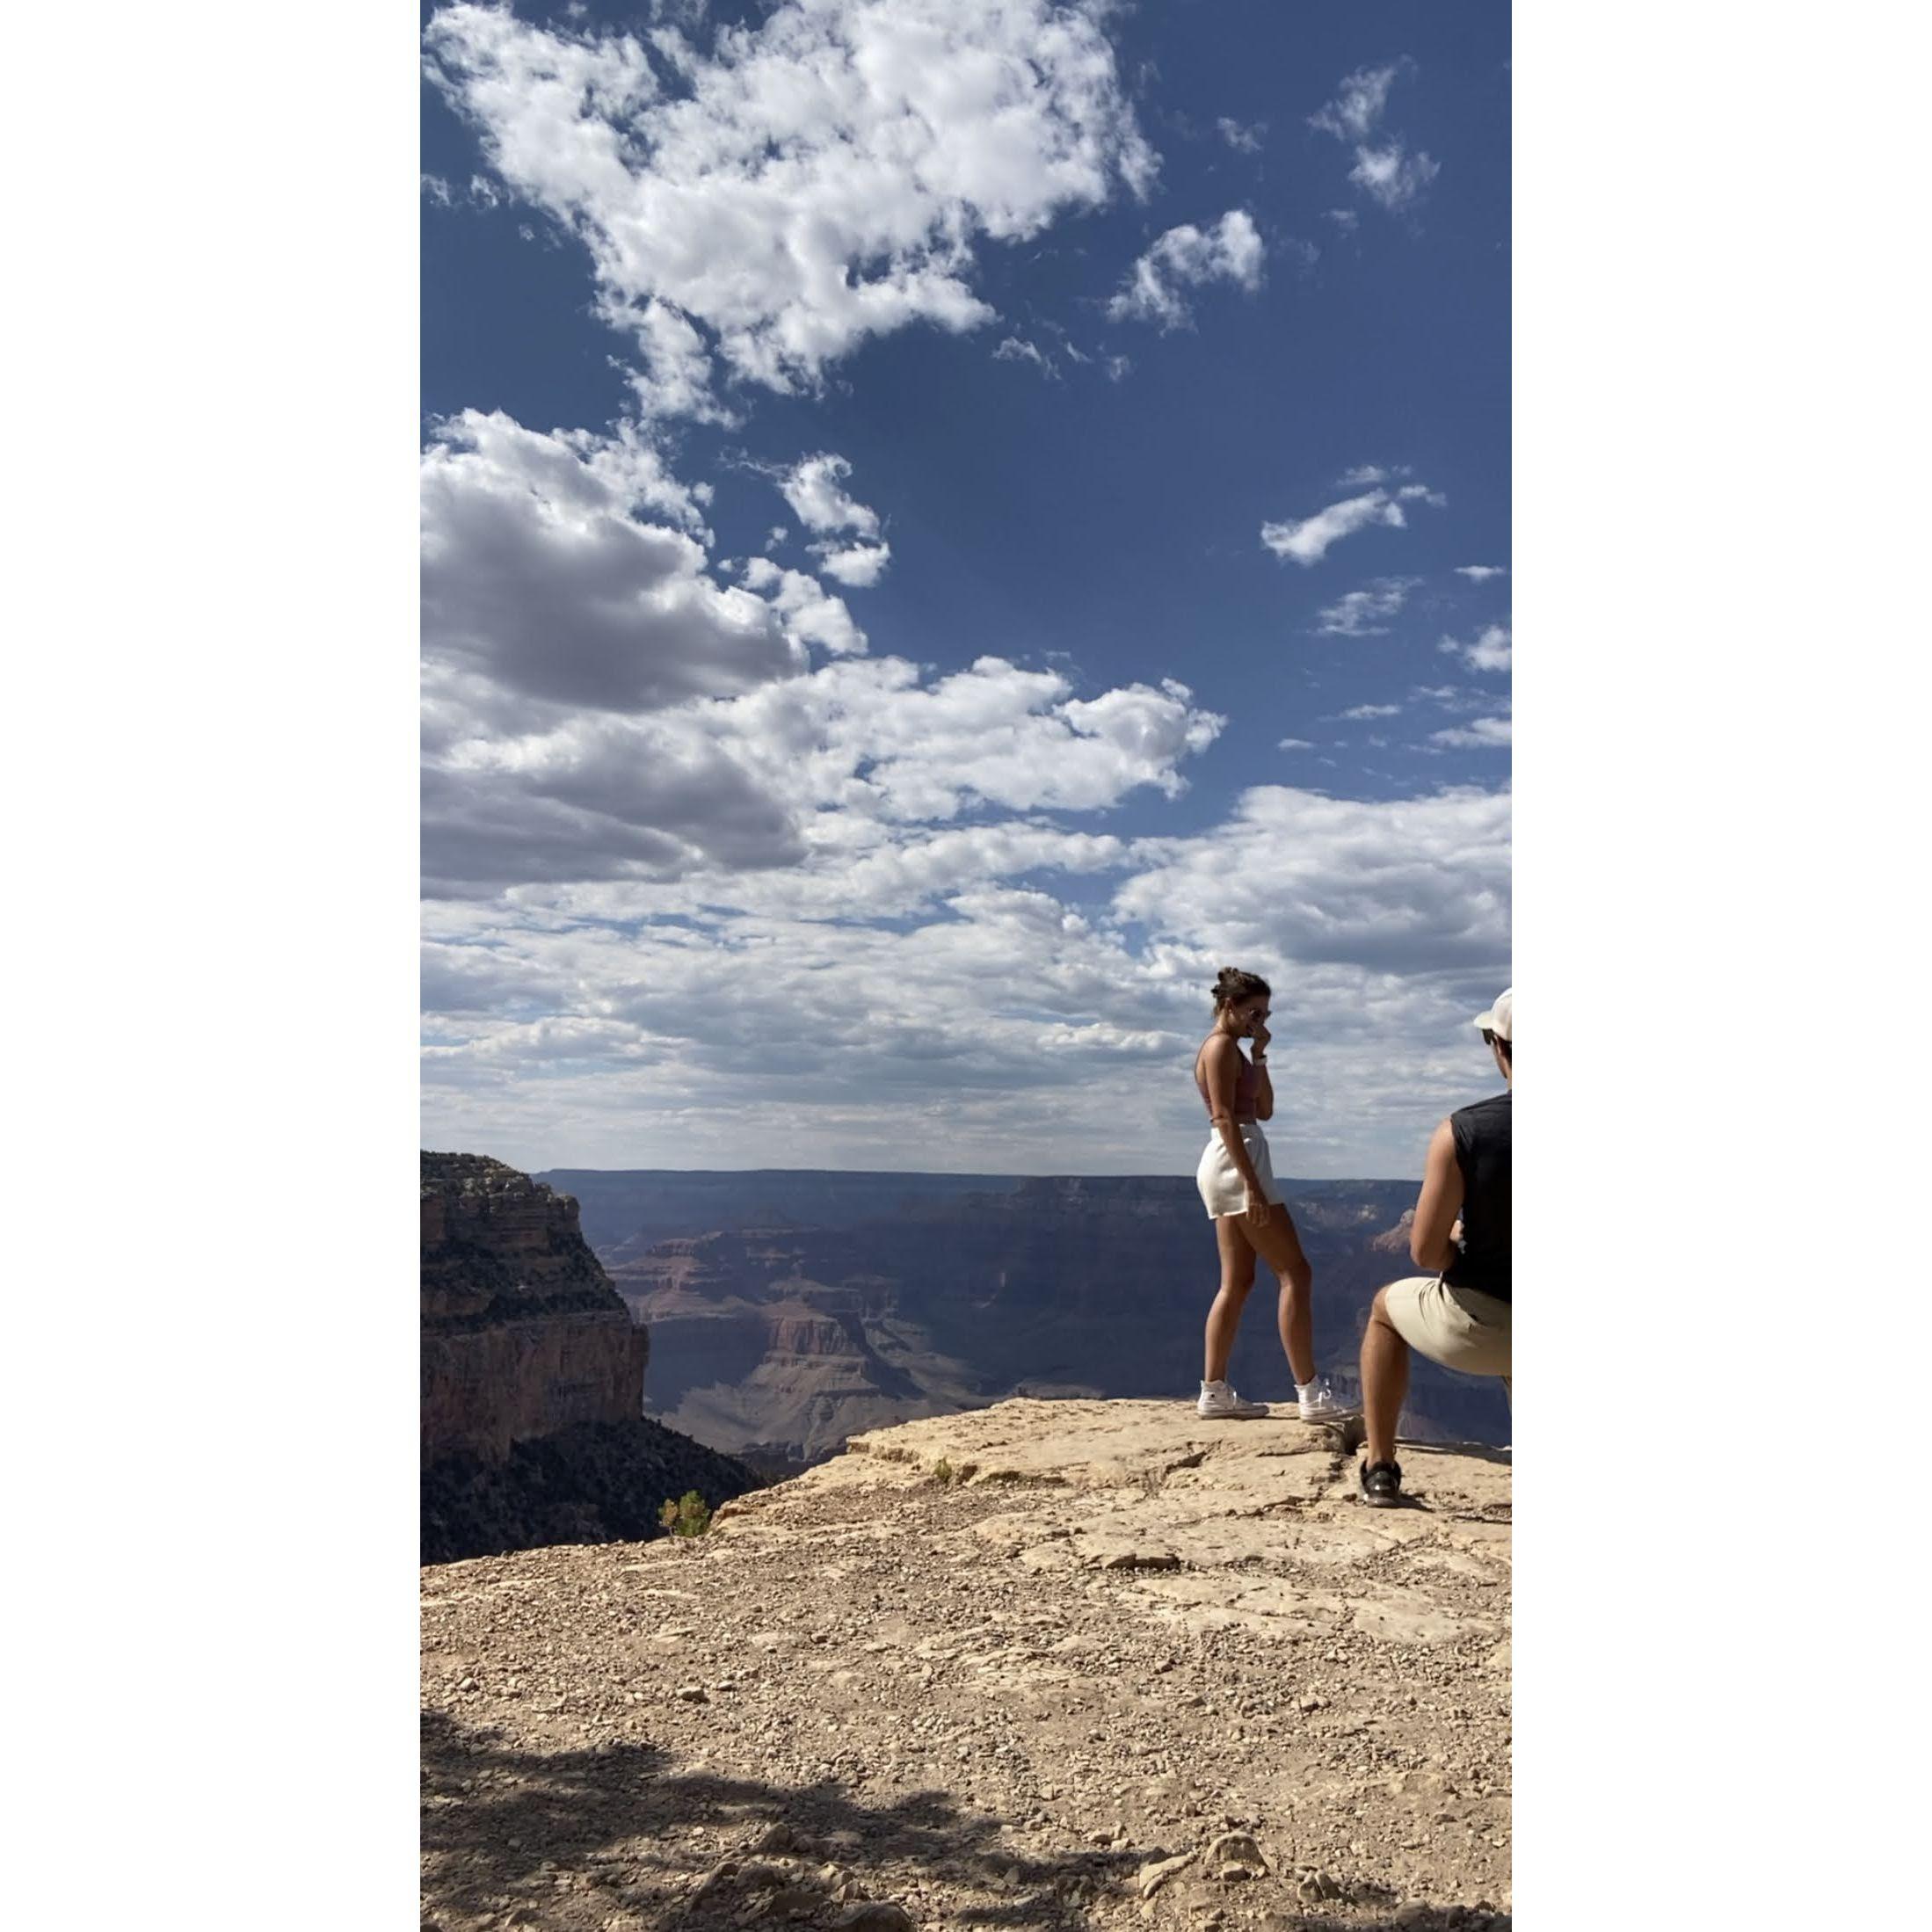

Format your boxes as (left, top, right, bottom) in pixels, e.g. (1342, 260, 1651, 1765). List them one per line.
(1443, 1091, 1510, 1303)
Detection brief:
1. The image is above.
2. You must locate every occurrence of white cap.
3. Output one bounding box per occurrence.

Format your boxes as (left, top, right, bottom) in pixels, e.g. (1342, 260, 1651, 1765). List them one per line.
(1472, 986, 1512, 1042)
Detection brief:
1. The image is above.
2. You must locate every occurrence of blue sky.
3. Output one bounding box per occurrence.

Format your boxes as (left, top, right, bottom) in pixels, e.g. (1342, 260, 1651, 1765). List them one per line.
(420, 0, 1511, 1176)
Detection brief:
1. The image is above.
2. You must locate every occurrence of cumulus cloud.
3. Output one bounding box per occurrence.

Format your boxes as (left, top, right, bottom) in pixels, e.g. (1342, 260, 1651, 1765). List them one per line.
(774, 452, 891, 585)
(420, 410, 806, 715)
(1432, 716, 1512, 749)
(425, 0, 1158, 413)
(710, 658, 1224, 824)
(740, 557, 869, 657)
(1107, 208, 1265, 330)
(423, 774, 1513, 1173)
(1314, 576, 1421, 636)
(1260, 483, 1442, 567)
(1439, 623, 1513, 672)
(1115, 783, 1511, 979)
(778, 453, 879, 538)
(1339, 703, 1402, 721)
(814, 541, 892, 587)
(1455, 564, 1507, 582)
(1217, 117, 1265, 154)
(1310, 58, 1439, 217)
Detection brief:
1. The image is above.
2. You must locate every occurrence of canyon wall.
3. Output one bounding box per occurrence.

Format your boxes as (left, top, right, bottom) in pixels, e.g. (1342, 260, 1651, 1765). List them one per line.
(420, 1152, 758, 1562)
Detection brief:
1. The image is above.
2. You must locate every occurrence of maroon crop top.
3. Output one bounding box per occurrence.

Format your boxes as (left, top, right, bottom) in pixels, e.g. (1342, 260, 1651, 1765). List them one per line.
(1195, 1048, 1260, 1121)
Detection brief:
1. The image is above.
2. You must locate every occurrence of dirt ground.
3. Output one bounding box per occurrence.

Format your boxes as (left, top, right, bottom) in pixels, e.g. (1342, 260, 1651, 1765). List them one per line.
(422, 1398, 1511, 1931)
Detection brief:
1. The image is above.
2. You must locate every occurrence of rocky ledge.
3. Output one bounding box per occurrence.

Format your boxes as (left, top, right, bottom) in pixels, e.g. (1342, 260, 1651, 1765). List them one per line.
(421, 1398, 1510, 1929)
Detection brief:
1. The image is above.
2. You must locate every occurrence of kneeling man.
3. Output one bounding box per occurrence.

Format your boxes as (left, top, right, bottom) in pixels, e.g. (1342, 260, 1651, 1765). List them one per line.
(1359, 988, 1512, 1507)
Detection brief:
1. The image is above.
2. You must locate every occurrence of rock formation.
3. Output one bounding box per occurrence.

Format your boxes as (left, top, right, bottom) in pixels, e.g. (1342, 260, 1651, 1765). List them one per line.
(421, 1397, 1511, 1928)
(421, 1152, 759, 1563)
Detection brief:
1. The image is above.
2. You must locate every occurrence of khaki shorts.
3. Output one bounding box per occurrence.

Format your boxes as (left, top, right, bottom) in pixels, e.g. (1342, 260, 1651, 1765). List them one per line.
(1382, 1275, 1512, 1384)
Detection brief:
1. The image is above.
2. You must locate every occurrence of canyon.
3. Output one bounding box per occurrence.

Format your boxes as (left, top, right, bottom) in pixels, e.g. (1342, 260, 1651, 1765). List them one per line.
(537, 1169, 1511, 1471)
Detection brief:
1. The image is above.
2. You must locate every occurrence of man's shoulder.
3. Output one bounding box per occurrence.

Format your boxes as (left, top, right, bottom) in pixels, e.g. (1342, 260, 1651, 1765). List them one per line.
(1450, 1091, 1512, 1132)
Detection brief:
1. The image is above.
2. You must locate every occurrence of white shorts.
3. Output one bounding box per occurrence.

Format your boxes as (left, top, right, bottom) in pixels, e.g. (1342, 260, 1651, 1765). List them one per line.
(1195, 1123, 1286, 1220)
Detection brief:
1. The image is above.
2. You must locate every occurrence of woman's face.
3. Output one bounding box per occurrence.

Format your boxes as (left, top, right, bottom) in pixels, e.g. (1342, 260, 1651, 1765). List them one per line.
(1229, 996, 1269, 1037)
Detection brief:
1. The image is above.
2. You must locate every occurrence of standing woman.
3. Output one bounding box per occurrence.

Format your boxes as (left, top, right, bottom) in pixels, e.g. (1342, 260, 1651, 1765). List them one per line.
(1193, 968, 1357, 1421)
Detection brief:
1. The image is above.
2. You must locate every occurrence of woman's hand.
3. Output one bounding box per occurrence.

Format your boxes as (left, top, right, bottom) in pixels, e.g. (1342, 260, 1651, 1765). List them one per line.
(1249, 1018, 1272, 1057)
(1245, 1188, 1273, 1226)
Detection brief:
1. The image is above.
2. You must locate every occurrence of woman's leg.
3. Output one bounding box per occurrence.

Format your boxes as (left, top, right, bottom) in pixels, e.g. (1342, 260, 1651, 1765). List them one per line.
(1237, 1209, 1317, 1385)
(1203, 1214, 1258, 1382)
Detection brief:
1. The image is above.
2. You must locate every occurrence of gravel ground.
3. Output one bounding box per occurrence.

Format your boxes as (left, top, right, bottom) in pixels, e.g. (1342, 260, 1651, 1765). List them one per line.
(422, 1399, 1511, 1932)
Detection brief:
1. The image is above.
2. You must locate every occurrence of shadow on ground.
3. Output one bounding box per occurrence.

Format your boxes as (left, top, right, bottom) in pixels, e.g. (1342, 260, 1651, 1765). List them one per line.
(422, 1709, 1507, 1930)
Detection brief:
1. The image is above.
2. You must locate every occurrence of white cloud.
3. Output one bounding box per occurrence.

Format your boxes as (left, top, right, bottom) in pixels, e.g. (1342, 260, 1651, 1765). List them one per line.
(1217, 117, 1265, 154)
(1432, 716, 1512, 749)
(1107, 208, 1265, 330)
(994, 335, 1058, 378)
(420, 410, 805, 715)
(1350, 143, 1441, 213)
(1336, 462, 1411, 488)
(1314, 576, 1421, 636)
(1310, 58, 1439, 217)
(777, 452, 880, 538)
(1260, 484, 1442, 567)
(1115, 782, 1511, 980)
(814, 541, 891, 588)
(425, 0, 1158, 413)
(423, 776, 1512, 1174)
(1439, 623, 1513, 672)
(1309, 62, 1404, 142)
(1339, 703, 1402, 720)
(1323, 207, 1359, 234)
(1277, 737, 1316, 751)
(1455, 564, 1508, 582)
(772, 453, 891, 585)
(1105, 353, 1132, 381)
(739, 557, 868, 657)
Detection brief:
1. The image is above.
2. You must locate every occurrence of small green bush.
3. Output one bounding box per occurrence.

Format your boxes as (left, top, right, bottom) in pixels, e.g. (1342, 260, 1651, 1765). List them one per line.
(659, 1491, 712, 1536)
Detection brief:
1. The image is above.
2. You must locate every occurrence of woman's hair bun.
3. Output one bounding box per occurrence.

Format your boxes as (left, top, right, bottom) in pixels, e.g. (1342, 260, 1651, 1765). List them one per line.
(1212, 965, 1272, 1007)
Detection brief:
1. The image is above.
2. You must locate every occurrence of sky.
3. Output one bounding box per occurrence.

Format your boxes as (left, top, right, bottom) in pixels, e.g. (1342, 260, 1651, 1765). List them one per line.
(419, 0, 1512, 1178)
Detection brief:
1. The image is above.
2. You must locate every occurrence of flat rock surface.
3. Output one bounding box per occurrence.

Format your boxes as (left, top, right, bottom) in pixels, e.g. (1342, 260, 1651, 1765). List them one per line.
(422, 1398, 1511, 1930)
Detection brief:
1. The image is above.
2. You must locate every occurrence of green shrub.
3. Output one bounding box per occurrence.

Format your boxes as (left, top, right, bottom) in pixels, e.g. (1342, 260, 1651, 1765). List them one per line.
(659, 1491, 712, 1536)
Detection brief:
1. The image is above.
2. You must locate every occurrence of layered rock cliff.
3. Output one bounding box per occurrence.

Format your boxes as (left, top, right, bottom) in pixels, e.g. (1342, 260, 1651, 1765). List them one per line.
(420, 1152, 759, 1563)
(423, 1152, 650, 1462)
(421, 1398, 1511, 1930)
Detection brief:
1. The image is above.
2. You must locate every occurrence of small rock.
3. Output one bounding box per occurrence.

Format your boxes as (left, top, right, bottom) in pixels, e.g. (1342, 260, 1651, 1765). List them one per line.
(674, 1684, 708, 1704)
(1138, 1852, 1196, 1899)
(828, 1907, 914, 1932)
(1203, 1831, 1268, 1878)
(1299, 1695, 1324, 1714)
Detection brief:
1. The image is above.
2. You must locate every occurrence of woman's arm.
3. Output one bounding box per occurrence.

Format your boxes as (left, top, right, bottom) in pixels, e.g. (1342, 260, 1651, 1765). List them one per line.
(1250, 1020, 1274, 1122)
(1409, 1120, 1466, 1273)
(1202, 1035, 1271, 1223)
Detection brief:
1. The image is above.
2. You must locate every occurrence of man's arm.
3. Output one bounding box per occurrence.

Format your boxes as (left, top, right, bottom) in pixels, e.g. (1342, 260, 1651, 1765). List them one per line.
(1409, 1119, 1465, 1273)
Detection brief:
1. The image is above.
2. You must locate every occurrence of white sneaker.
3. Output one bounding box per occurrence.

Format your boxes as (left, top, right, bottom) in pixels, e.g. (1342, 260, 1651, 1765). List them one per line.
(1296, 1378, 1361, 1423)
(1198, 1381, 1270, 1420)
